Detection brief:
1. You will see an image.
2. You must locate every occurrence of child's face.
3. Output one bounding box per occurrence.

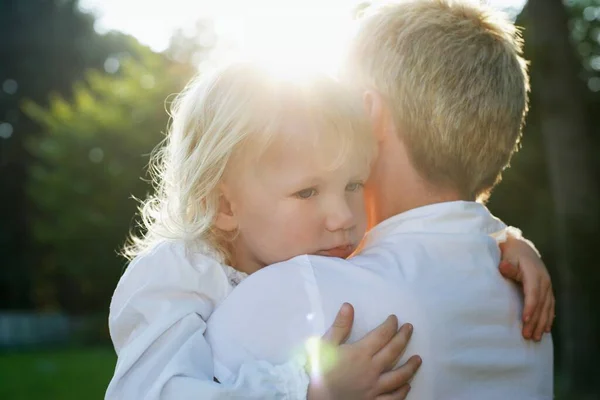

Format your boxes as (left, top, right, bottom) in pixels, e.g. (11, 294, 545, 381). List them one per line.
(222, 122, 369, 273)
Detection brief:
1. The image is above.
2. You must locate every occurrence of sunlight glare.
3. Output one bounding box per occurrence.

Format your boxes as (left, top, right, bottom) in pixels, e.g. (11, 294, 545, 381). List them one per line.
(212, 4, 356, 78)
(305, 335, 340, 383)
(305, 336, 323, 382)
(80, 0, 527, 59)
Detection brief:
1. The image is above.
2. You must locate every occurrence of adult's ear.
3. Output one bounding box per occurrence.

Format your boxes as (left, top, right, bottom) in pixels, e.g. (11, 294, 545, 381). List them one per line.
(363, 89, 387, 142)
(214, 184, 238, 232)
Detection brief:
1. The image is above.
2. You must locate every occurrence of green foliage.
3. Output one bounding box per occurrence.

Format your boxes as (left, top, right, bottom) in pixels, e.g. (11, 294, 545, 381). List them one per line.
(0, 0, 150, 310)
(22, 51, 193, 313)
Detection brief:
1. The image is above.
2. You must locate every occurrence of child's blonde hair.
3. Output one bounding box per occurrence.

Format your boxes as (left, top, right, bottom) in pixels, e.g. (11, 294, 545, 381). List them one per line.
(124, 63, 374, 263)
(345, 0, 529, 200)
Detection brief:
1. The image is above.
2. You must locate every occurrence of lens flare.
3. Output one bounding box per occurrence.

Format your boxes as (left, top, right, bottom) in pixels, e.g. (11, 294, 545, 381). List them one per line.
(305, 336, 340, 383)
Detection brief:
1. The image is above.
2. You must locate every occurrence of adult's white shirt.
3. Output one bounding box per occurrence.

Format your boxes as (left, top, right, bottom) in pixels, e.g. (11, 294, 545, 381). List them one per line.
(206, 201, 554, 400)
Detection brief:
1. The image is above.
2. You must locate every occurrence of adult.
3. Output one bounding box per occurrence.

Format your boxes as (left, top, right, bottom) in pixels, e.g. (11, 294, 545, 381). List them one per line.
(206, 1, 554, 399)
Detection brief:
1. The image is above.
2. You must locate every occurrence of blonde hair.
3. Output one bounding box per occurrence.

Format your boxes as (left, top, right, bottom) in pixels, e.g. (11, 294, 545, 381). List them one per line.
(345, 0, 529, 200)
(124, 63, 374, 262)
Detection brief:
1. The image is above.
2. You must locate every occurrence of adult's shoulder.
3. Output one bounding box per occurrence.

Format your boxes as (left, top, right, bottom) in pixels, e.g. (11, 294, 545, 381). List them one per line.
(250, 254, 357, 279)
(208, 254, 358, 334)
(224, 254, 313, 297)
(206, 255, 334, 367)
(234, 254, 355, 293)
(208, 254, 342, 327)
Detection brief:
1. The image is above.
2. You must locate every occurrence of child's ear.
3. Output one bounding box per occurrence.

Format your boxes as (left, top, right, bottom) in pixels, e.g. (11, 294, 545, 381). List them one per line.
(214, 185, 238, 232)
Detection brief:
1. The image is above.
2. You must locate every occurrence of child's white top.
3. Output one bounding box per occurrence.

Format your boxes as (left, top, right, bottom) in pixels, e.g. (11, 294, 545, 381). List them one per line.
(105, 240, 309, 399)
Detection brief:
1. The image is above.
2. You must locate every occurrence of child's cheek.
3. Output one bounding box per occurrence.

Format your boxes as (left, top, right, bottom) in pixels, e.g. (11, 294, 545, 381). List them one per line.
(281, 219, 317, 254)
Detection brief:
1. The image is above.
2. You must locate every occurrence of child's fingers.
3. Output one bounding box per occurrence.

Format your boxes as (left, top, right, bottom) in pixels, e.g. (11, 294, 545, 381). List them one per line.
(322, 302, 354, 345)
(376, 383, 411, 400)
(522, 273, 541, 324)
(373, 323, 413, 372)
(375, 355, 421, 397)
(546, 297, 555, 333)
(358, 315, 399, 355)
(500, 259, 537, 322)
(522, 281, 543, 339)
(533, 288, 553, 341)
(499, 260, 523, 282)
(500, 258, 545, 329)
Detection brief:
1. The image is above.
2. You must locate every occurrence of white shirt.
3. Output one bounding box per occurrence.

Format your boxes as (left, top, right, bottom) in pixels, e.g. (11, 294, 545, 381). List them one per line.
(105, 240, 309, 400)
(206, 201, 554, 400)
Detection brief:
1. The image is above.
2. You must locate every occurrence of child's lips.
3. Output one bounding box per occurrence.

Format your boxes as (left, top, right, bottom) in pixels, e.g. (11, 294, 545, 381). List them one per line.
(318, 245, 354, 259)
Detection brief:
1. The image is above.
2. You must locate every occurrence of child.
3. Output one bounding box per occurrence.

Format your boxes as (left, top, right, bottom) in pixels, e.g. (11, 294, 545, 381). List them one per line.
(106, 63, 552, 399)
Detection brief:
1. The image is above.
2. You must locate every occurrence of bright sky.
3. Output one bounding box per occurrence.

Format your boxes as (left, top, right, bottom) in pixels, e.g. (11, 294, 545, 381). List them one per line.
(79, 0, 527, 74)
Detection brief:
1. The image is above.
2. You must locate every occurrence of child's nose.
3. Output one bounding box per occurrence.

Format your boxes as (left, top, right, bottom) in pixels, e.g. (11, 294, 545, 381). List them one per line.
(325, 200, 355, 232)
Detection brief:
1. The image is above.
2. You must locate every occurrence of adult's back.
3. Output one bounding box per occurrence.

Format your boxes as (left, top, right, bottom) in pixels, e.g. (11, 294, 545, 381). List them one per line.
(206, 202, 553, 399)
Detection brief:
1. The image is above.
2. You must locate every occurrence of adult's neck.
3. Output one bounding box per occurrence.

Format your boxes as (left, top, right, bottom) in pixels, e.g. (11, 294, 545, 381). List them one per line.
(365, 181, 466, 229)
(364, 142, 469, 229)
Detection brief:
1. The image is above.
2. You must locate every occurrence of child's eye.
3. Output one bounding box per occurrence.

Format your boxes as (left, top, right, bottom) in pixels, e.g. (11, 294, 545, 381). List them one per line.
(295, 188, 318, 199)
(346, 182, 364, 192)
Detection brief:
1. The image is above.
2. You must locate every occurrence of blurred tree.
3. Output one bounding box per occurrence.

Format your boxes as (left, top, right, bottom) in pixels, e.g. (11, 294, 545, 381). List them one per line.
(0, 0, 140, 309)
(22, 51, 193, 314)
(526, 0, 600, 396)
(527, 0, 600, 398)
(490, 0, 600, 397)
(166, 19, 217, 68)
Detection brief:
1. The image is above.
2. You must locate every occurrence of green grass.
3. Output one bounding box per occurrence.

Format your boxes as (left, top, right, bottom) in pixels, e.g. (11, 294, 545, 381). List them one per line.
(0, 347, 116, 400)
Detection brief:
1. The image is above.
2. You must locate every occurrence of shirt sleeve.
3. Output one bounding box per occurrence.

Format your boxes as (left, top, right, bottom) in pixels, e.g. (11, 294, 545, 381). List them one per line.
(105, 242, 310, 400)
(489, 225, 541, 258)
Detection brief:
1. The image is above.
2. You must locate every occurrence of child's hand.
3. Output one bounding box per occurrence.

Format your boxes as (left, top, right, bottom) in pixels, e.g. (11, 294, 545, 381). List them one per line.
(307, 303, 421, 400)
(499, 236, 555, 341)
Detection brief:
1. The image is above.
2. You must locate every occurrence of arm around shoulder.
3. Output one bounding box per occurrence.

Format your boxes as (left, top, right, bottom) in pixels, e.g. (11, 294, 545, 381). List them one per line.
(106, 242, 312, 400)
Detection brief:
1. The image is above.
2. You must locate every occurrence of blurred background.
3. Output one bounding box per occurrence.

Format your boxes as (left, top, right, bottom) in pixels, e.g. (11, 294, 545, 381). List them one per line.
(0, 0, 598, 399)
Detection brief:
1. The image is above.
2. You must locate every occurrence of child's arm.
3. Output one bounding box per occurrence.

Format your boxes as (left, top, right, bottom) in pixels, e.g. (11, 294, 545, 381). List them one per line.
(496, 229, 555, 341)
(105, 244, 274, 399)
(108, 294, 418, 400)
(106, 243, 418, 399)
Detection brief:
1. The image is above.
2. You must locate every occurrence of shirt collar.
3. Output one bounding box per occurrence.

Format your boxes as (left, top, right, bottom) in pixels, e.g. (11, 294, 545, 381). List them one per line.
(363, 201, 507, 249)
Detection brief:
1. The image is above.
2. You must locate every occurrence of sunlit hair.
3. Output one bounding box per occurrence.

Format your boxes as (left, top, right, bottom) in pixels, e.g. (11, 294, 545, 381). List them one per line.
(123, 62, 374, 263)
(344, 0, 529, 200)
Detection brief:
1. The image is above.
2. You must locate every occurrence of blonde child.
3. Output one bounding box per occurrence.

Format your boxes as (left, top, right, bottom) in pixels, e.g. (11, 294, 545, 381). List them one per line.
(106, 63, 552, 399)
